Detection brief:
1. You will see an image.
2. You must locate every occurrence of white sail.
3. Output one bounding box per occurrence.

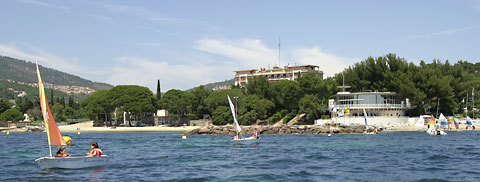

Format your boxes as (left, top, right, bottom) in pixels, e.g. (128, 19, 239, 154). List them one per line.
(363, 108, 368, 130)
(227, 95, 242, 133)
(439, 113, 446, 121)
(415, 116, 425, 127)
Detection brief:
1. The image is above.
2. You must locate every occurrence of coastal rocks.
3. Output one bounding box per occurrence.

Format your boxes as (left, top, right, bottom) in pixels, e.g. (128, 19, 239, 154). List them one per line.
(183, 123, 382, 135)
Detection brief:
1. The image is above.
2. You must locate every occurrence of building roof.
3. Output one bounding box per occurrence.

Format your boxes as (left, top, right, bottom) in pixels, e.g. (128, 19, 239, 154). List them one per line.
(336, 91, 398, 96)
(233, 69, 257, 72)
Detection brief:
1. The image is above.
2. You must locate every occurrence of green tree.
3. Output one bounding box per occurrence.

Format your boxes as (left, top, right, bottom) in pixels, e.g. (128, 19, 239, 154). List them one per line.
(299, 94, 322, 123)
(0, 108, 25, 122)
(0, 99, 10, 114)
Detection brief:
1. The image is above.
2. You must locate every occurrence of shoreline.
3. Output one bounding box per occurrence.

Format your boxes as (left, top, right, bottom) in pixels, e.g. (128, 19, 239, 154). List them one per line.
(2, 121, 478, 134)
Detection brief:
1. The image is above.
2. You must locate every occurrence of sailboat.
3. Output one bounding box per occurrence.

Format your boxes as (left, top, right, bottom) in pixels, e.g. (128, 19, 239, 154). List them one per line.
(34, 62, 108, 169)
(362, 109, 377, 134)
(227, 95, 259, 142)
(426, 114, 447, 136)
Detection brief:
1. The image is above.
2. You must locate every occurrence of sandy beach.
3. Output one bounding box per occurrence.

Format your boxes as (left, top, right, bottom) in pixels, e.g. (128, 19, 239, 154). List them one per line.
(56, 121, 200, 133)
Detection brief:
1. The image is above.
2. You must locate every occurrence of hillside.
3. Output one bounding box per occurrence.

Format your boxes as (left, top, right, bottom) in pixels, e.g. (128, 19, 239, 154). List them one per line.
(0, 56, 113, 100)
(196, 79, 234, 91)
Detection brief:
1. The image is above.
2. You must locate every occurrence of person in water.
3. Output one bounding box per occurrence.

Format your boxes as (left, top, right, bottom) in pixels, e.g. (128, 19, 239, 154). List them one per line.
(253, 128, 260, 139)
(55, 146, 70, 158)
(87, 141, 103, 157)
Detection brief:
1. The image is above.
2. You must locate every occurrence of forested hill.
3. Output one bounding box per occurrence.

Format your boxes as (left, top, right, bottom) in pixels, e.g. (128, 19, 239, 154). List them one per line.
(0, 56, 112, 90)
(0, 56, 113, 100)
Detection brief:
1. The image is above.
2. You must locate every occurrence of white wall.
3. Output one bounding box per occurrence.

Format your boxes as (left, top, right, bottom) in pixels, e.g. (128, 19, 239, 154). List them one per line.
(315, 116, 418, 128)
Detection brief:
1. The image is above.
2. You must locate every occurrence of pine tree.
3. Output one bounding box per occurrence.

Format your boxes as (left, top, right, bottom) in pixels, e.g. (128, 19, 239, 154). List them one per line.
(50, 88, 54, 106)
(156, 79, 161, 99)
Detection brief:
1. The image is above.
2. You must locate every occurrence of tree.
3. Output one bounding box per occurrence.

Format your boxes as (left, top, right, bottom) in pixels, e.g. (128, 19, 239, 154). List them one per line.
(246, 76, 270, 98)
(0, 108, 24, 122)
(0, 99, 10, 114)
(299, 94, 322, 123)
(156, 79, 161, 100)
(190, 85, 211, 118)
(159, 89, 192, 118)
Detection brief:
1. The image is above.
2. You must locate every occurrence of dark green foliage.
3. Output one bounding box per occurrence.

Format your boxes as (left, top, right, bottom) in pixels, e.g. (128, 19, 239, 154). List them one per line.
(0, 99, 11, 114)
(156, 79, 161, 99)
(338, 53, 479, 115)
(0, 108, 24, 122)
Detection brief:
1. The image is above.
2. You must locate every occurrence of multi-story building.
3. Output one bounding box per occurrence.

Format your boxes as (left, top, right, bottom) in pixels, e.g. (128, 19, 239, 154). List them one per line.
(317, 91, 413, 127)
(233, 65, 323, 87)
(331, 91, 410, 117)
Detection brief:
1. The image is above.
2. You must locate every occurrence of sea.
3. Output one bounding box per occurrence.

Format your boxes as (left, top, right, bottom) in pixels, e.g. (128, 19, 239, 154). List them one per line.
(1, 131, 480, 181)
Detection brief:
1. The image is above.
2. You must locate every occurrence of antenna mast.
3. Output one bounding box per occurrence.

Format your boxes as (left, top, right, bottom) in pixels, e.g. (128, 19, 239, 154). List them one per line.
(278, 38, 281, 67)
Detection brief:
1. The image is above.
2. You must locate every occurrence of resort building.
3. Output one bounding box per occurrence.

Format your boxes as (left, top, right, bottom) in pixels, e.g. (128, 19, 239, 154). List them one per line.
(233, 65, 323, 87)
(317, 91, 414, 127)
(331, 91, 410, 117)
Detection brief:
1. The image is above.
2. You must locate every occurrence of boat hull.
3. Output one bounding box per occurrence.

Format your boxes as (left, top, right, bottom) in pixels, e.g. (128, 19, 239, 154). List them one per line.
(233, 137, 260, 144)
(35, 156, 109, 169)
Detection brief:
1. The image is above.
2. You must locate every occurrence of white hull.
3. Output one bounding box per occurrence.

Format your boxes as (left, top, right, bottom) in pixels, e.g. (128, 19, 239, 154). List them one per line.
(426, 130, 447, 136)
(233, 137, 260, 144)
(35, 156, 109, 169)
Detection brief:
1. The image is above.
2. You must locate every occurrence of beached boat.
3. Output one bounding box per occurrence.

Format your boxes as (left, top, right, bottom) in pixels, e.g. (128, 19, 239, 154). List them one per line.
(425, 115, 447, 136)
(34, 62, 108, 169)
(227, 95, 259, 142)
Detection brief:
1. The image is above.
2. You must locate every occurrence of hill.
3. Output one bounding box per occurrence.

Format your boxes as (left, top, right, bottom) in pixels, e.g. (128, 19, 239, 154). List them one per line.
(0, 56, 113, 100)
(194, 79, 234, 91)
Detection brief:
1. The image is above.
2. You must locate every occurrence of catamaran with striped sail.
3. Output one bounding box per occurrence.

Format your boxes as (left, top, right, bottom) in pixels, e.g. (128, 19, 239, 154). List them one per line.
(34, 62, 108, 169)
(228, 95, 259, 142)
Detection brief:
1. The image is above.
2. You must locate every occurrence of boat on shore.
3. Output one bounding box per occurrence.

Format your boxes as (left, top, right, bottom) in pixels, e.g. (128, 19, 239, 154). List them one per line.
(34, 62, 108, 169)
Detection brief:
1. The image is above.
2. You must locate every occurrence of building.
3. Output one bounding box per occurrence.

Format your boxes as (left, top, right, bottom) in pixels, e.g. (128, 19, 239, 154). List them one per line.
(331, 91, 410, 117)
(233, 65, 324, 87)
(316, 91, 414, 127)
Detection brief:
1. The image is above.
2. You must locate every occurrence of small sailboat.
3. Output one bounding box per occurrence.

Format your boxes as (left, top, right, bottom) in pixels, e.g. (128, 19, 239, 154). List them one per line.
(227, 95, 259, 142)
(426, 115, 447, 136)
(362, 109, 377, 134)
(34, 62, 108, 169)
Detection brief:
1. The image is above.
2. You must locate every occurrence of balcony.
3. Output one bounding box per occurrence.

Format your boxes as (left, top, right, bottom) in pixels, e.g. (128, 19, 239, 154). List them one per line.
(335, 103, 408, 109)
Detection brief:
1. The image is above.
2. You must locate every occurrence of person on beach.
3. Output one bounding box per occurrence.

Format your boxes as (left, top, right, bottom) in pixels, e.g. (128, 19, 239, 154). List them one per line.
(87, 142, 103, 157)
(55, 146, 70, 158)
(253, 128, 260, 139)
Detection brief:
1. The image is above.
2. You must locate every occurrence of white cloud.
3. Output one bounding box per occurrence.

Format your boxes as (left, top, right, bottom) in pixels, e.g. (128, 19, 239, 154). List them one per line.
(107, 57, 221, 91)
(291, 47, 354, 77)
(405, 26, 475, 40)
(16, 0, 69, 10)
(195, 39, 277, 69)
(0, 43, 106, 80)
(88, 14, 114, 23)
(195, 38, 355, 77)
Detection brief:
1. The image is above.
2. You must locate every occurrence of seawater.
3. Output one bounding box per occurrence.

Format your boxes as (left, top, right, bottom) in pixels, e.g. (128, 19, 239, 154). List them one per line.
(1, 131, 480, 181)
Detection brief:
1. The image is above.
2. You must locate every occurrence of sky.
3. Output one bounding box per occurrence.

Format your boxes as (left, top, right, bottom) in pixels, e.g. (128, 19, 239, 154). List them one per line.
(1, 0, 480, 91)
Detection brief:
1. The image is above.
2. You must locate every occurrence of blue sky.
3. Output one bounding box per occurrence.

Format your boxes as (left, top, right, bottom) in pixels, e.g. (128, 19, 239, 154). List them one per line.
(1, 0, 480, 91)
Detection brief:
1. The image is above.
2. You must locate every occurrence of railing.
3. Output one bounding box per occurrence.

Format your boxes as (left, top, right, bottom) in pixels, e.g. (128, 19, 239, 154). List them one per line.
(335, 104, 407, 109)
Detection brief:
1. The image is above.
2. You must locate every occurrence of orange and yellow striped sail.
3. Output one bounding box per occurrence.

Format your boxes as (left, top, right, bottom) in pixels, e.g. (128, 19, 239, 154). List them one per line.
(36, 62, 65, 146)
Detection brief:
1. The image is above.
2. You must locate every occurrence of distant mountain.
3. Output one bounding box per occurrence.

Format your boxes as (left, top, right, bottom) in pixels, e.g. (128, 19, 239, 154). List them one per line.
(193, 79, 234, 91)
(0, 56, 113, 100)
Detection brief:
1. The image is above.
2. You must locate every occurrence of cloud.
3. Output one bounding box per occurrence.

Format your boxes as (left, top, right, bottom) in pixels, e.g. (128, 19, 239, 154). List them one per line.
(87, 14, 114, 23)
(195, 38, 355, 77)
(195, 39, 277, 69)
(291, 47, 354, 77)
(107, 57, 221, 90)
(405, 26, 475, 40)
(98, 2, 219, 31)
(16, 0, 69, 10)
(0, 43, 106, 80)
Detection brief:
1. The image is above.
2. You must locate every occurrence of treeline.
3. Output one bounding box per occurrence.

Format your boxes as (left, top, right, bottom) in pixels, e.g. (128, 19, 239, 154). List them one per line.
(340, 53, 480, 116)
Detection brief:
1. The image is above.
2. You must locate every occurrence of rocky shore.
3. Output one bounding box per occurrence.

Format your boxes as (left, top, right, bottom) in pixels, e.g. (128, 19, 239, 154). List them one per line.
(184, 123, 382, 135)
